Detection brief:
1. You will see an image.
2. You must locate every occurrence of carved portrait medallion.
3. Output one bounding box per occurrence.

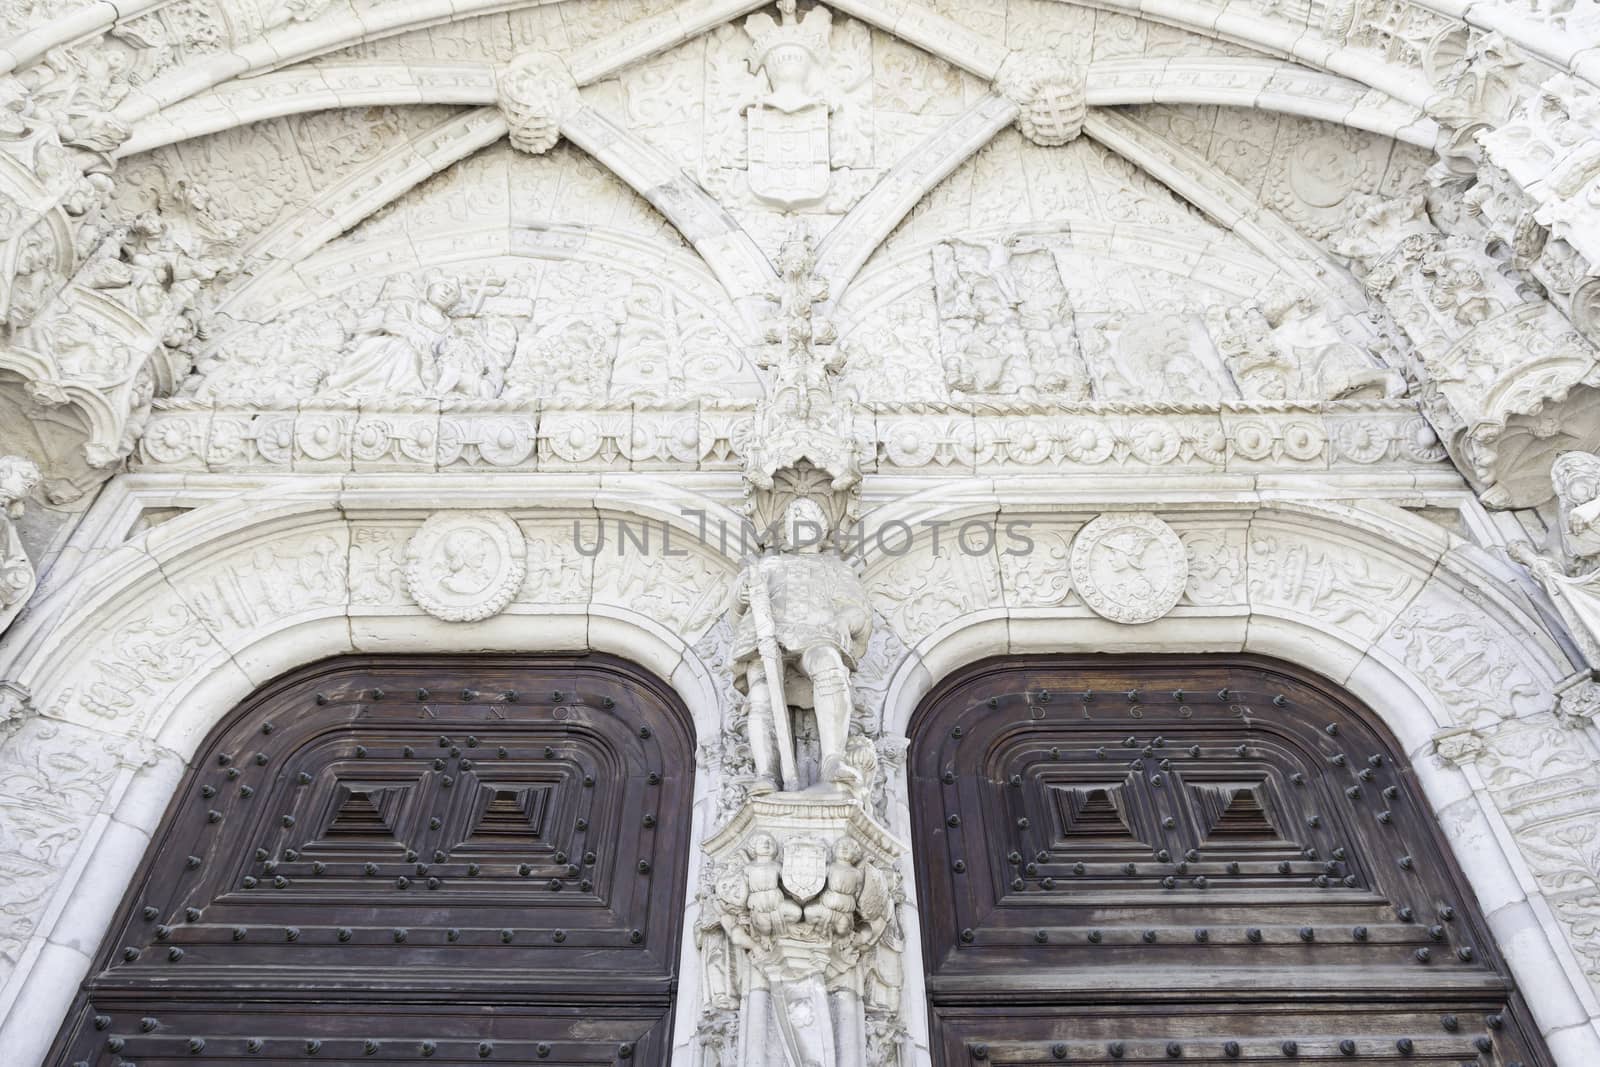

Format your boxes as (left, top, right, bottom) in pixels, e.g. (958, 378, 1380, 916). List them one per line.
(1068, 512, 1188, 624)
(404, 511, 527, 622)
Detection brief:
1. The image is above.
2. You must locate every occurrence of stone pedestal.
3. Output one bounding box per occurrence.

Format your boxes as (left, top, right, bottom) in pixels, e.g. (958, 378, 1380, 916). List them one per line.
(699, 793, 906, 1067)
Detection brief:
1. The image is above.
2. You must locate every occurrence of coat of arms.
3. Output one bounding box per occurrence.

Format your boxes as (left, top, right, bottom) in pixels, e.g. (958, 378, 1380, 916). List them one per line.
(742, 0, 835, 208)
(779, 835, 830, 901)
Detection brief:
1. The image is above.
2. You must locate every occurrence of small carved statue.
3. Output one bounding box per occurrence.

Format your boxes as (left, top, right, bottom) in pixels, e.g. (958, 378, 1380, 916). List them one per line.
(806, 836, 865, 937)
(1509, 540, 1600, 667)
(1552, 450, 1600, 561)
(729, 498, 871, 794)
(744, 831, 801, 937)
(0, 456, 42, 634)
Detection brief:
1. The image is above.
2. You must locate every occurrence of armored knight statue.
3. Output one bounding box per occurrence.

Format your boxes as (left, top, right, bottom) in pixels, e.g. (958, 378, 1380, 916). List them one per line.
(729, 497, 871, 794)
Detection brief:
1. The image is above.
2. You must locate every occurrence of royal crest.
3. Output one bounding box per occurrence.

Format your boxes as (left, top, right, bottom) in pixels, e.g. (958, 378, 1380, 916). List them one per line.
(742, 0, 835, 208)
(779, 835, 830, 901)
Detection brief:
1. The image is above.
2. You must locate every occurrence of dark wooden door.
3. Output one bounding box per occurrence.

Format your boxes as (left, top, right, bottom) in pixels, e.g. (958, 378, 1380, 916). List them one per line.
(48, 655, 695, 1066)
(910, 656, 1553, 1066)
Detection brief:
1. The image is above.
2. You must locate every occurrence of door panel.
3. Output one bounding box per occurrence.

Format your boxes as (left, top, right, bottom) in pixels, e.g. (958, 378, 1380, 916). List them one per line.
(910, 657, 1552, 1066)
(48, 655, 693, 1067)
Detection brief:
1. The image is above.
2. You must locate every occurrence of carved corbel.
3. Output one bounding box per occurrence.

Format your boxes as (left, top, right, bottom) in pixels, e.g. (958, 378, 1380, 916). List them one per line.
(1431, 726, 1488, 768)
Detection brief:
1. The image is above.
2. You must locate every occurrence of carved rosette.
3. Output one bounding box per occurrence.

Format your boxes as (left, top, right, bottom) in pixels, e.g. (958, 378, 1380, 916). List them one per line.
(403, 511, 528, 622)
(1069, 512, 1188, 624)
(496, 53, 580, 156)
(994, 51, 1087, 147)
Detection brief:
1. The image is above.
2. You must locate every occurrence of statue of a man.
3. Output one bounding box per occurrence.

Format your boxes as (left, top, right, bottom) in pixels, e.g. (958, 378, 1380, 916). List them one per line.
(730, 497, 870, 794)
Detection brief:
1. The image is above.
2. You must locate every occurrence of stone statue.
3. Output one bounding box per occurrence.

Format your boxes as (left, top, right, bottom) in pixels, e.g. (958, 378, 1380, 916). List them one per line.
(730, 498, 871, 794)
(1553, 450, 1600, 561)
(1510, 540, 1600, 668)
(0, 456, 42, 634)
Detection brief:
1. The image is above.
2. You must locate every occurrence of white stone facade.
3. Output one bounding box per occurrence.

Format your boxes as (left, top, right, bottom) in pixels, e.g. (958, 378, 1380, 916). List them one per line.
(3, 0, 1600, 1064)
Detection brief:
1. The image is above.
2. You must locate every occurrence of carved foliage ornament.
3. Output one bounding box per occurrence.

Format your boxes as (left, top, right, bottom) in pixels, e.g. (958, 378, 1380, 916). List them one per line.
(1069, 512, 1188, 624)
(403, 511, 527, 622)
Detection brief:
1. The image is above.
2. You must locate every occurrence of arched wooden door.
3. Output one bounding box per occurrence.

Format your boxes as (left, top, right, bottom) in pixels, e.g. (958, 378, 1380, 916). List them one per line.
(48, 655, 695, 1066)
(910, 656, 1553, 1066)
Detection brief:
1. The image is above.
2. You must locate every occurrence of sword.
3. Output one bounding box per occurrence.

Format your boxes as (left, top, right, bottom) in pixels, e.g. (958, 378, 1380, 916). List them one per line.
(746, 557, 799, 790)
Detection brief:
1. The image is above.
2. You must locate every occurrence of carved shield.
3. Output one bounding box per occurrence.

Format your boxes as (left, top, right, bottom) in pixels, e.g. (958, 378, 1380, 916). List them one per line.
(779, 836, 829, 902)
(747, 102, 830, 209)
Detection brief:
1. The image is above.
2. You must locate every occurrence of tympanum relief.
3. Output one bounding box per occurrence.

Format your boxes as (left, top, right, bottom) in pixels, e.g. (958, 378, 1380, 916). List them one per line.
(186, 261, 757, 406)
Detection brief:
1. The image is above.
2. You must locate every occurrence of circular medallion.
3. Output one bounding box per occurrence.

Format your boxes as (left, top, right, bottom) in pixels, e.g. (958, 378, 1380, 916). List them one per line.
(1069, 512, 1187, 624)
(404, 511, 527, 622)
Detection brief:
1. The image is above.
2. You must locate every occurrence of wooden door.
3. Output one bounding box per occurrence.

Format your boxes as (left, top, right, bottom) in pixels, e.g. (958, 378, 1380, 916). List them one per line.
(910, 656, 1553, 1066)
(48, 655, 694, 1066)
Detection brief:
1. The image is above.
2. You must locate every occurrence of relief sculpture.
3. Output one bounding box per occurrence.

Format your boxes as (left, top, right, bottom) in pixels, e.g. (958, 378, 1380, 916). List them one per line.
(932, 236, 1088, 401)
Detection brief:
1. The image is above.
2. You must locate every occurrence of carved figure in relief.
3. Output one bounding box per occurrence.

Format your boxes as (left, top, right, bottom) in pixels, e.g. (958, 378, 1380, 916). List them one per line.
(932, 236, 1087, 400)
(700, 814, 903, 1067)
(323, 279, 498, 398)
(0, 456, 41, 633)
(730, 498, 871, 795)
(1212, 290, 1406, 402)
(761, 231, 840, 420)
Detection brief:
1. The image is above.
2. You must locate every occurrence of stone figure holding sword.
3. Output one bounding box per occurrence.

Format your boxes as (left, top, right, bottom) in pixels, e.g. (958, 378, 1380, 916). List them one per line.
(730, 497, 872, 794)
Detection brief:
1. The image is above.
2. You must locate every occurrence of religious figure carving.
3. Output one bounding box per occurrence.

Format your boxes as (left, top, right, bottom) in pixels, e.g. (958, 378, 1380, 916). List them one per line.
(1212, 289, 1405, 402)
(741, 0, 837, 208)
(1553, 451, 1600, 562)
(0, 456, 42, 634)
(932, 236, 1088, 401)
(1509, 540, 1600, 669)
(323, 279, 503, 399)
(730, 498, 871, 794)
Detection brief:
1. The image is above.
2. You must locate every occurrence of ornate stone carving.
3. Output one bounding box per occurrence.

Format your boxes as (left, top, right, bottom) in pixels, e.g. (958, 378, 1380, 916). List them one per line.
(1432, 726, 1487, 767)
(1334, 194, 1600, 508)
(0, 456, 41, 634)
(1211, 289, 1405, 403)
(1509, 540, 1600, 670)
(1553, 451, 1600, 563)
(497, 53, 579, 156)
(993, 50, 1086, 147)
(1555, 678, 1600, 729)
(931, 237, 1087, 401)
(730, 499, 871, 795)
(743, 228, 860, 531)
(700, 795, 905, 1067)
(741, 0, 838, 209)
(403, 511, 527, 623)
(1069, 512, 1188, 624)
